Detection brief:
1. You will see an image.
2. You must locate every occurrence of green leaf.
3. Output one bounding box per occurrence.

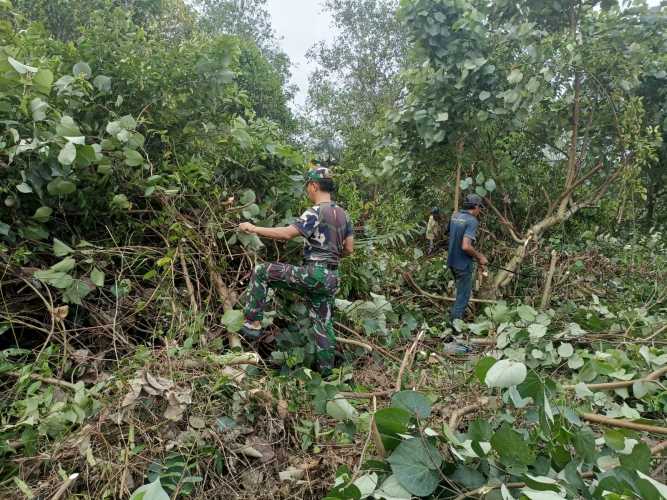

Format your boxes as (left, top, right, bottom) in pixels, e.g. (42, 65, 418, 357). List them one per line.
(485, 359, 527, 388)
(33, 269, 73, 289)
(387, 438, 443, 496)
(557, 343, 574, 358)
(508, 69, 524, 84)
(47, 178, 76, 196)
(373, 474, 411, 500)
(32, 206, 52, 223)
(374, 407, 412, 451)
(484, 179, 497, 192)
(76, 145, 97, 167)
(436, 112, 449, 122)
(241, 203, 260, 219)
(8, 56, 37, 74)
(130, 478, 170, 500)
(491, 423, 535, 467)
(479, 90, 491, 101)
(51, 257, 76, 273)
(619, 442, 651, 473)
(237, 232, 263, 251)
(17, 182, 33, 193)
(475, 356, 497, 383)
(572, 430, 596, 465)
(476, 172, 485, 184)
(636, 471, 667, 499)
(33, 68, 53, 93)
(240, 189, 256, 205)
(53, 238, 73, 257)
(110, 194, 131, 210)
(30, 97, 48, 121)
(72, 61, 92, 79)
(475, 186, 487, 197)
(391, 391, 431, 419)
(124, 148, 144, 167)
(326, 395, 359, 421)
(119, 115, 137, 130)
(56, 116, 81, 137)
(58, 142, 77, 165)
(63, 280, 92, 305)
(528, 323, 547, 342)
(221, 309, 244, 332)
(90, 268, 105, 287)
(526, 77, 540, 93)
(93, 75, 111, 92)
(0, 222, 9, 236)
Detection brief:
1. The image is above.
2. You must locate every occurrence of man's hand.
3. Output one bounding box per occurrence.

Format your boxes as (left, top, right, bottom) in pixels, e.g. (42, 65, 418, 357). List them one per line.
(239, 222, 256, 234)
(478, 254, 489, 267)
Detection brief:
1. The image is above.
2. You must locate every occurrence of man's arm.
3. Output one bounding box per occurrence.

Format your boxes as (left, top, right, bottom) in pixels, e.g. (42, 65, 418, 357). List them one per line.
(343, 236, 354, 256)
(239, 222, 300, 241)
(462, 236, 488, 266)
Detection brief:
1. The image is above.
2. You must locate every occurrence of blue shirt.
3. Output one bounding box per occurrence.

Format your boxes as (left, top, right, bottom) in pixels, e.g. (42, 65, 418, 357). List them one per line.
(447, 210, 479, 270)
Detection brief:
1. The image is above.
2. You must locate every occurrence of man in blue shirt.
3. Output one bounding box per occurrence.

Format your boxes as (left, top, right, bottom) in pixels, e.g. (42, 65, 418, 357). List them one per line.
(447, 194, 488, 323)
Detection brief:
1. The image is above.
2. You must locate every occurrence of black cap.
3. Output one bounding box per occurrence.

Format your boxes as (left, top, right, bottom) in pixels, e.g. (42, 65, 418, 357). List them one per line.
(463, 193, 484, 209)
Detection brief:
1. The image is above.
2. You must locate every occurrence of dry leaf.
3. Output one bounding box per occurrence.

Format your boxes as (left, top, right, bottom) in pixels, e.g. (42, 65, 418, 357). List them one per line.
(189, 416, 206, 429)
(277, 400, 288, 420)
(51, 305, 69, 322)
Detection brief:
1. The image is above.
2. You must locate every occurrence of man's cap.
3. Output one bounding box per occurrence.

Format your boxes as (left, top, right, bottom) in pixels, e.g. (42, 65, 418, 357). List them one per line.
(431, 207, 441, 215)
(463, 193, 484, 208)
(305, 166, 333, 182)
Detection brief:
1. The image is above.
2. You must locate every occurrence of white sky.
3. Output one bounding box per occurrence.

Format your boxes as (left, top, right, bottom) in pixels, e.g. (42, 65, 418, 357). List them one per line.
(266, 0, 335, 110)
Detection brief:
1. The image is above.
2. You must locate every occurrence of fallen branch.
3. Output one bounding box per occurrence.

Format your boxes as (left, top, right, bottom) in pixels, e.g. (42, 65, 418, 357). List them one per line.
(334, 322, 402, 363)
(403, 272, 497, 304)
(651, 440, 667, 455)
(581, 413, 667, 434)
(335, 336, 373, 351)
(540, 250, 558, 310)
(338, 390, 392, 399)
(178, 248, 198, 314)
(371, 397, 386, 458)
(395, 330, 425, 392)
(51, 473, 79, 500)
(6, 371, 78, 391)
(448, 397, 489, 429)
(564, 365, 667, 391)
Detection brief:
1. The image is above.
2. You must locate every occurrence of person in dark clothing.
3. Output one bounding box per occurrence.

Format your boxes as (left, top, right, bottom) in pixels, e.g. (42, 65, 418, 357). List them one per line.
(447, 193, 488, 322)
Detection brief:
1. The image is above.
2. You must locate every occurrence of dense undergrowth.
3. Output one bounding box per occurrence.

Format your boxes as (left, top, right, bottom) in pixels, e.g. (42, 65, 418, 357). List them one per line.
(1, 0, 667, 499)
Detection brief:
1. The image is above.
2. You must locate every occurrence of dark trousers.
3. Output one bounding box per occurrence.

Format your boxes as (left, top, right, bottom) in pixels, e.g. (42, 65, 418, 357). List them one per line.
(450, 266, 473, 321)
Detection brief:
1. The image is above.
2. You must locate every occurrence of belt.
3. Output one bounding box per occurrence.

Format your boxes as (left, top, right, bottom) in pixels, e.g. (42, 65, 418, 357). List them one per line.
(305, 261, 338, 271)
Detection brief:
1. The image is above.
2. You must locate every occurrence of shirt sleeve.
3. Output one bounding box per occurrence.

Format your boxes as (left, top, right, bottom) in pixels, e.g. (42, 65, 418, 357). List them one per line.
(464, 217, 479, 241)
(291, 208, 318, 238)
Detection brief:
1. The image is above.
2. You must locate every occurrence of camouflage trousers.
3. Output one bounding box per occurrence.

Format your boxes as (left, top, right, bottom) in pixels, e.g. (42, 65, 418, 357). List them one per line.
(243, 262, 339, 370)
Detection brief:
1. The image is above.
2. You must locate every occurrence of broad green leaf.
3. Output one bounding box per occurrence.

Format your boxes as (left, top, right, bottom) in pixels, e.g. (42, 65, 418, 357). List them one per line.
(33, 68, 53, 93)
(352, 473, 377, 498)
(391, 391, 431, 419)
(53, 238, 73, 257)
(523, 474, 561, 492)
(130, 478, 170, 500)
(8, 56, 37, 74)
(474, 356, 497, 384)
(32, 206, 52, 223)
(72, 61, 92, 79)
(517, 304, 537, 322)
(30, 97, 48, 121)
(51, 257, 76, 273)
(475, 186, 487, 197)
(33, 270, 73, 289)
(387, 438, 443, 496)
(63, 280, 92, 305)
(241, 203, 260, 219)
(436, 112, 449, 122)
(484, 178, 497, 192)
(93, 75, 111, 92)
(110, 194, 131, 210)
(521, 489, 565, 500)
(508, 69, 524, 84)
(619, 442, 651, 473)
(373, 474, 411, 500)
(526, 77, 540, 93)
(557, 343, 574, 358)
(528, 323, 547, 342)
(636, 471, 667, 499)
(326, 395, 359, 421)
(476, 172, 485, 184)
(237, 232, 263, 251)
(240, 189, 256, 204)
(119, 115, 137, 130)
(221, 309, 244, 332)
(479, 90, 491, 101)
(491, 423, 535, 466)
(374, 407, 411, 451)
(56, 116, 81, 136)
(47, 178, 76, 196)
(58, 142, 76, 165)
(485, 359, 527, 388)
(90, 268, 105, 287)
(124, 149, 144, 167)
(0, 222, 9, 236)
(17, 182, 33, 193)
(76, 145, 97, 167)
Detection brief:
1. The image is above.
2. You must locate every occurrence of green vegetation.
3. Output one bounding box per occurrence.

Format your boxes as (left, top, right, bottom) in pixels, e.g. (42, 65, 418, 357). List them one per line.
(1, 0, 666, 499)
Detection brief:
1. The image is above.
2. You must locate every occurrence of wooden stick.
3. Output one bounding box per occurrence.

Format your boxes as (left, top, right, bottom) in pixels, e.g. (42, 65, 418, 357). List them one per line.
(6, 371, 78, 391)
(50, 473, 79, 500)
(336, 337, 373, 351)
(179, 248, 198, 314)
(581, 413, 667, 434)
(449, 397, 489, 429)
(403, 272, 497, 304)
(564, 365, 667, 391)
(651, 440, 667, 455)
(395, 330, 424, 392)
(540, 250, 558, 310)
(334, 322, 402, 363)
(339, 390, 392, 399)
(370, 396, 386, 458)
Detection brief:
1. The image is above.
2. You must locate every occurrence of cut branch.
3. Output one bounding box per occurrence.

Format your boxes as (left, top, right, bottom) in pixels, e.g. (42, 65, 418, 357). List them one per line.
(564, 365, 667, 391)
(395, 330, 424, 392)
(540, 250, 559, 310)
(448, 397, 489, 429)
(403, 272, 497, 304)
(6, 371, 78, 391)
(581, 413, 667, 434)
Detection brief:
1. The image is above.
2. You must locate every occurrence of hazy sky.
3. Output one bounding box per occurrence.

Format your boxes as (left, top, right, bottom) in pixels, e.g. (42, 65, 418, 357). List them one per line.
(266, 1, 335, 110)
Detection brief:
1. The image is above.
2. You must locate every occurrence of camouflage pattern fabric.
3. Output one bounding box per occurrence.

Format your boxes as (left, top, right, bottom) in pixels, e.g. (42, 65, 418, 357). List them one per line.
(243, 262, 338, 370)
(291, 202, 353, 264)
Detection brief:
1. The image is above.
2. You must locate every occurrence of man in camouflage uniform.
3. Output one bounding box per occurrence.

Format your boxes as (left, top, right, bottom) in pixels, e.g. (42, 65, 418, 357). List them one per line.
(238, 167, 354, 373)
